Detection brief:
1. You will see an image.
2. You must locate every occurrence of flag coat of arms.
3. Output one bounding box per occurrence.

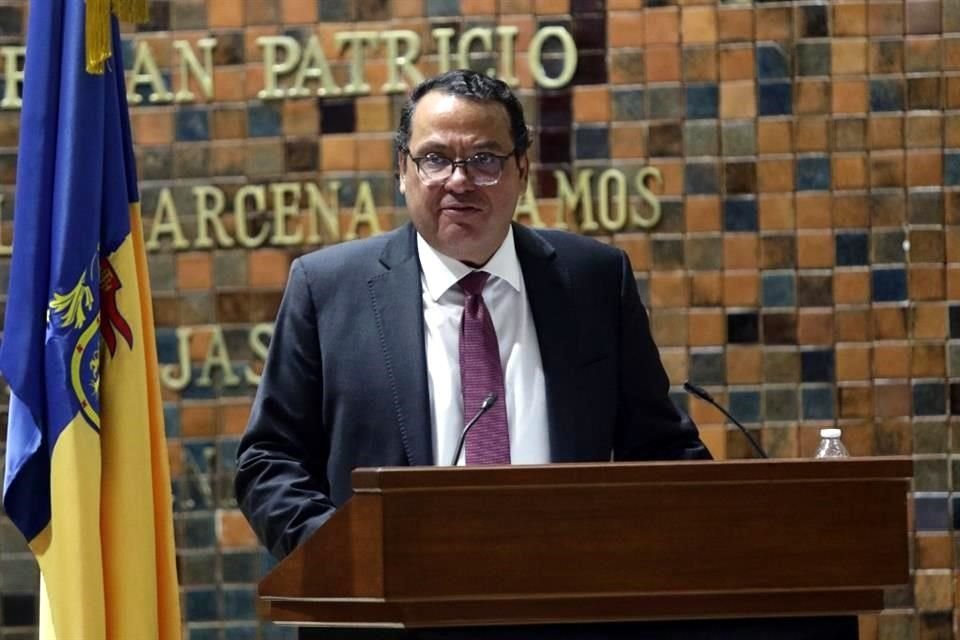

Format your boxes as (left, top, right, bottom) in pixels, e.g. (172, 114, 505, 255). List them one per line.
(1, 1, 181, 638)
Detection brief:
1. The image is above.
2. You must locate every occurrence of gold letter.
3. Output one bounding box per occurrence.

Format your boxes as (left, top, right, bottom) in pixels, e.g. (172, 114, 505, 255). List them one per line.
(457, 28, 494, 75)
(270, 182, 304, 246)
(244, 323, 274, 385)
(234, 185, 271, 248)
(127, 41, 174, 105)
(258, 36, 302, 100)
(555, 169, 595, 232)
(335, 31, 379, 95)
(172, 38, 216, 102)
(345, 180, 382, 241)
(160, 326, 193, 391)
(147, 188, 190, 250)
(529, 26, 578, 89)
(291, 34, 341, 98)
(633, 167, 663, 229)
(432, 28, 455, 74)
(597, 169, 628, 232)
(514, 182, 545, 228)
(495, 26, 519, 87)
(1, 47, 25, 109)
(381, 30, 424, 93)
(197, 326, 241, 387)
(305, 181, 342, 245)
(193, 185, 234, 249)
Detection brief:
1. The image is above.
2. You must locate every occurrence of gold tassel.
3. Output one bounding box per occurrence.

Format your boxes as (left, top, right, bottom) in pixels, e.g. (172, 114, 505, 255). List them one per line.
(113, 0, 149, 24)
(85, 0, 110, 74)
(85, 0, 150, 75)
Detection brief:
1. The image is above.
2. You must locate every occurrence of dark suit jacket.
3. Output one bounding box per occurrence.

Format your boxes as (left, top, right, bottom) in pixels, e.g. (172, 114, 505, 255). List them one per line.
(235, 222, 710, 559)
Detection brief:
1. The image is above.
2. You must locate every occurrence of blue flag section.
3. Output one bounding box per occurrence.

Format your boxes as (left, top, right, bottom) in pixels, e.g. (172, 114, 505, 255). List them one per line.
(0, 1, 181, 638)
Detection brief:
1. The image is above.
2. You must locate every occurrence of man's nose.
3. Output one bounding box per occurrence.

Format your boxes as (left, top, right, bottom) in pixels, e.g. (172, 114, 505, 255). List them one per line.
(444, 163, 475, 192)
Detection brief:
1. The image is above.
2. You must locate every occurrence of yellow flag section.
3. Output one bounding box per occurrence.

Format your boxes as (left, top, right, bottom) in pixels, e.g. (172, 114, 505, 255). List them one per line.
(34, 203, 181, 640)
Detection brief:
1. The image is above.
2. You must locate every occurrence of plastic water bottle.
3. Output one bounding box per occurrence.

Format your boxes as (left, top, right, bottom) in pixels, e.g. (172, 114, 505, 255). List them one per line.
(814, 428, 849, 459)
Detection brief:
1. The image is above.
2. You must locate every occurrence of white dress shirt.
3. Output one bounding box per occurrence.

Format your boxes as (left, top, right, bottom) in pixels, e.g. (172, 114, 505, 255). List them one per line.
(417, 227, 550, 466)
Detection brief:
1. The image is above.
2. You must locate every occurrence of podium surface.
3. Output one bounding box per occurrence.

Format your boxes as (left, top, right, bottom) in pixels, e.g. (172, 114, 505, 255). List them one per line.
(259, 458, 911, 630)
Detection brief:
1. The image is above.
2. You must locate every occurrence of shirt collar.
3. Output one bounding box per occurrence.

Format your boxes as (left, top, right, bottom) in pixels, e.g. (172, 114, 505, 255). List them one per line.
(417, 226, 522, 302)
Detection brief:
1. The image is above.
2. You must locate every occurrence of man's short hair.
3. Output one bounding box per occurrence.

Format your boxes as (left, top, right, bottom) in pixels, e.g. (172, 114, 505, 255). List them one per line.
(395, 69, 531, 158)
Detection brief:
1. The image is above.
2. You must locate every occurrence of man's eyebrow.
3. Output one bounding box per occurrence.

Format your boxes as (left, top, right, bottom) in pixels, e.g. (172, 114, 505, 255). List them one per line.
(412, 140, 508, 154)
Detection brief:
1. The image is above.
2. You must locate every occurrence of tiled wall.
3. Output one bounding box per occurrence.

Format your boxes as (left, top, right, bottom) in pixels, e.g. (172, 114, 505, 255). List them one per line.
(0, 0, 959, 637)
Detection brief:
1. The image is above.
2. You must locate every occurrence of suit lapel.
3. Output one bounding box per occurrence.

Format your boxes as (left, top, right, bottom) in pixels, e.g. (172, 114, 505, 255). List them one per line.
(367, 224, 434, 466)
(513, 224, 583, 462)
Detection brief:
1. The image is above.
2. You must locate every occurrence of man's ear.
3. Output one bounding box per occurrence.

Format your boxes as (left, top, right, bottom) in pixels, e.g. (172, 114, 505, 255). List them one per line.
(397, 153, 407, 194)
(517, 152, 529, 186)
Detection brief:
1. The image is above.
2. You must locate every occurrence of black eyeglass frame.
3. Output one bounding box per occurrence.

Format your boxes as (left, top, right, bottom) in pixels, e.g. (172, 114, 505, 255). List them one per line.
(401, 148, 518, 186)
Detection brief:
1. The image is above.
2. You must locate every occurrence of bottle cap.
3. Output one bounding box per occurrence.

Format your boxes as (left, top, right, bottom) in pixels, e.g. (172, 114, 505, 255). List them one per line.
(819, 428, 841, 438)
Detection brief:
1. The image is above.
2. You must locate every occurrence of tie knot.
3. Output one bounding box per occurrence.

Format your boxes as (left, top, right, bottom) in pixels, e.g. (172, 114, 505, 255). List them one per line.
(459, 270, 489, 296)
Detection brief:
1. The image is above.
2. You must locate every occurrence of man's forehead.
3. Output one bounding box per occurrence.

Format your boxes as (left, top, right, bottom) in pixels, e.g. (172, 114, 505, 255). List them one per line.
(408, 92, 513, 147)
(411, 92, 510, 126)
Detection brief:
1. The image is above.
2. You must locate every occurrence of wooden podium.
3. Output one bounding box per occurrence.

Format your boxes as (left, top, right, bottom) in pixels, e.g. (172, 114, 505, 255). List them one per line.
(258, 458, 911, 631)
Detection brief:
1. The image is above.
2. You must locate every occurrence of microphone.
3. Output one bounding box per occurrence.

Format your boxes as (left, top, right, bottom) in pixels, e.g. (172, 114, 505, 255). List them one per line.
(450, 392, 498, 466)
(683, 381, 768, 459)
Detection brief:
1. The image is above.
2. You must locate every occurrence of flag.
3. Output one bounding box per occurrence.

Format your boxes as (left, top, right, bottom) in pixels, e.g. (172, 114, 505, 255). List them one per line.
(1, 1, 181, 638)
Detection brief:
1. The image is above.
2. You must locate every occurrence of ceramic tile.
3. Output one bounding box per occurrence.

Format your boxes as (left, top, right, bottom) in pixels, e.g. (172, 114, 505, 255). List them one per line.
(757, 44, 790, 79)
(648, 123, 683, 157)
(765, 387, 798, 421)
(761, 235, 796, 269)
(176, 108, 211, 141)
(914, 382, 947, 416)
(836, 232, 870, 266)
(729, 389, 761, 423)
(873, 268, 909, 302)
(573, 51, 609, 85)
(574, 126, 609, 159)
(724, 198, 757, 231)
(762, 271, 796, 307)
(727, 312, 759, 344)
(796, 156, 831, 191)
(801, 349, 835, 383)
(834, 4, 868, 37)
(321, 100, 356, 134)
(426, 0, 460, 16)
(688, 349, 726, 386)
(907, 2, 942, 35)
(906, 38, 943, 73)
(683, 47, 717, 83)
(686, 84, 718, 119)
(610, 50, 645, 84)
(913, 459, 949, 493)
(796, 42, 830, 76)
(801, 386, 834, 420)
(685, 237, 723, 270)
(797, 273, 833, 306)
(908, 76, 942, 110)
(757, 6, 792, 41)
(612, 88, 645, 121)
(758, 82, 792, 116)
(762, 313, 797, 345)
(799, 5, 829, 38)
(871, 79, 906, 112)
(916, 496, 950, 531)
(724, 160, 756, 194)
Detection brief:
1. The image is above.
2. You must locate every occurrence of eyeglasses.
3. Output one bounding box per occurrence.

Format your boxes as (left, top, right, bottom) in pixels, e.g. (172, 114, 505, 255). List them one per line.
(403, 149, 516, 186)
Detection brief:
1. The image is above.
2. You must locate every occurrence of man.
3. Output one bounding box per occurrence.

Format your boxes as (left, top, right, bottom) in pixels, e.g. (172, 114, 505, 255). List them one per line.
(235, 69, 709, 561)
(235, 70, 863, 640)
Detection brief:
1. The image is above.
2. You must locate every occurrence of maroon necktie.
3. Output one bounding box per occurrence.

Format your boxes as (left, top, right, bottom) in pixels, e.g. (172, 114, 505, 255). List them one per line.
(458, 271, 510, 464)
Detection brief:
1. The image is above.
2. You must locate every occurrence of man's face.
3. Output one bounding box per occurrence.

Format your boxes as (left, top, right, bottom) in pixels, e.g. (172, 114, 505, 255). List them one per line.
(399, 91, 528, 267)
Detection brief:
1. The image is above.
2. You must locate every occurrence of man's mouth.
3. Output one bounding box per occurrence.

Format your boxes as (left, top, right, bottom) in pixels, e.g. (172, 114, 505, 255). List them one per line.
(440, 203, 482, 214)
